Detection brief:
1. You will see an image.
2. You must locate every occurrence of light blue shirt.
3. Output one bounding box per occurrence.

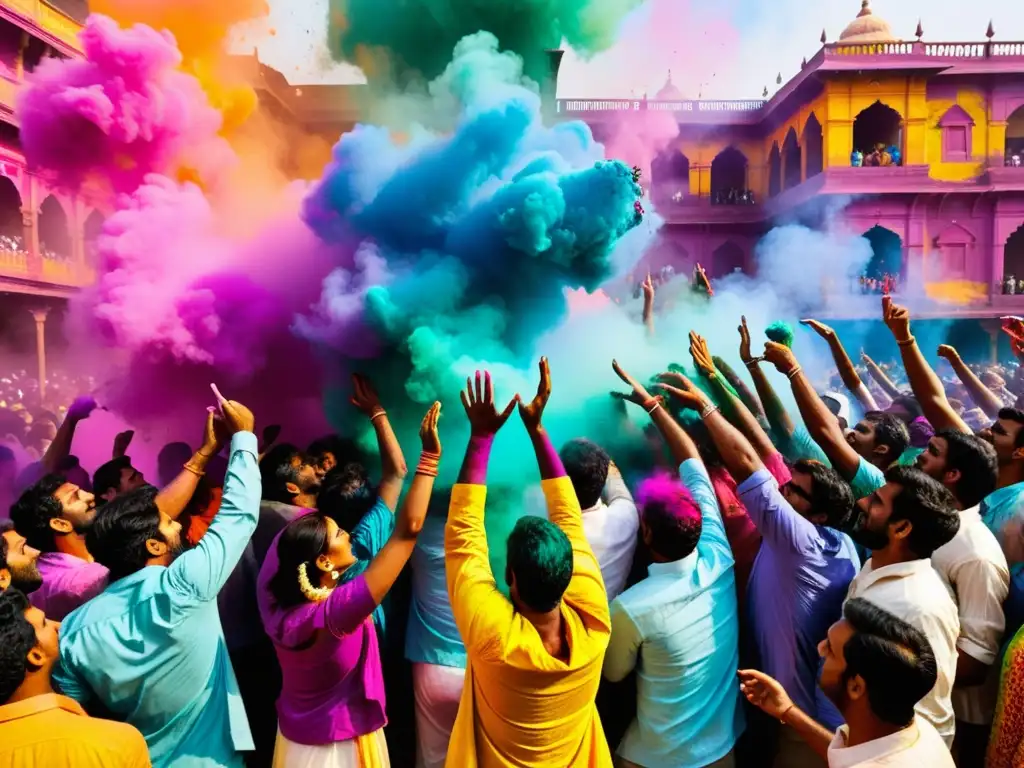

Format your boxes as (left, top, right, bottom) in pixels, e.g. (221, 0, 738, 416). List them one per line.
(851, 456, 886, 500)
(54, 432, 261, 768)
(604, 459, 743, 767)
(338, 497, 395, 638)
(780, 425, 832, 468)
(405, 510, 467, 669)
(982, 481, 1024, 580)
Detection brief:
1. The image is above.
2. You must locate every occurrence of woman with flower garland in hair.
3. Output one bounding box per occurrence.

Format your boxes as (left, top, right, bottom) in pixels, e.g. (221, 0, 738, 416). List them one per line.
(257, 401, 441, 768)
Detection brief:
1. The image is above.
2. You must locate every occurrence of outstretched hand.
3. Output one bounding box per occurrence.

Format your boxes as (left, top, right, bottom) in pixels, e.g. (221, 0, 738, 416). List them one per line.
(460, 371, 517, 438)
(419, 402, 442, 455)
(738, 316, 755, 364)
(688, 331, 716, 377)
(656, 371, 709, 412)
(641, 273, 655, 305)
(67, 396, 98, 424)
(518, 357, 552, 433)
(763, 341, 798, 375)
(350, 374, 384, 417)
(738, 669, 793, 721)
(800, 318, 835, 340)
(882, 295, 911, 342)
(611, 359, 658, 409)
(937, 344, 960, 363)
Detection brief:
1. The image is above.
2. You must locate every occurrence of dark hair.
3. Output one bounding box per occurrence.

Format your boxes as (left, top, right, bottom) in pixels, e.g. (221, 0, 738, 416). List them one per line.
(261, 444, 304, 504)
(934, 430, 997, 509)
(884, 465, 960, 558)
(889, 395, 924, 422)
(637, 474, 702, 561)
(0, 520, 11, 575)
(842, 597, 937, 727)
(9, 474, 66, 553)
(793, 459, 855, 529)
(505, 516, 573, 613)
(317, 463, 376, 533)
(998, 408, 1024, 449)
(268, 514, 329, 609)
(157, 442, 193, 485)
(0, 589, 36, 704)
(559, 438, 610, 509)
(307, 435, 366, 469)
(863, 412, 910, 461)
(85, 485, 161, 582)
(0, 445, 15, 465)
(92, 456, 133, 502)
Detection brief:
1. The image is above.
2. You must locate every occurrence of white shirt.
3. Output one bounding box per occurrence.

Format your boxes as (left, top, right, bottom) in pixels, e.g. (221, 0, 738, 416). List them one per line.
(580, 467, 639, 601)
(931, 506, 1009, 725)
(828, 716, 954, 767)
(846, 559, 960, 745)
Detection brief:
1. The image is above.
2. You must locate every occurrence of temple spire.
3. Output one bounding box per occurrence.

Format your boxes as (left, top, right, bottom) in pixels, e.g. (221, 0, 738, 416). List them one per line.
(820, 28, 827, 44)
(986, 20, 995, 39)
(858, 0, 872, 18)
(915, 19, 923, 40)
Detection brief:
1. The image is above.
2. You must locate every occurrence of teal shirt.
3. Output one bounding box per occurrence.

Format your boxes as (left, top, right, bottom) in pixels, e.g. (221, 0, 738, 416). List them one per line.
(338, 497, 394, 637)
(780, 425, 832, 468)
(982, 481, 1024, 578)
(850, 457, 886, 501)
(54, 432, 261, 768)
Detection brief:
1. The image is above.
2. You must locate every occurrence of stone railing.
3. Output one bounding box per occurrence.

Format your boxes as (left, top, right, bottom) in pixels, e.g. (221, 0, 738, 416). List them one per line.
(826, 40, 1024, 59)
(1, 0, 83, 54)
(555, 98, 767, 116)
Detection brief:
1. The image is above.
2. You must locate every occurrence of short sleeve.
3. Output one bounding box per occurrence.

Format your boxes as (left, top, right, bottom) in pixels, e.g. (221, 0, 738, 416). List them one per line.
(850, 458, 886, 501)
(351, 498, 395, 561)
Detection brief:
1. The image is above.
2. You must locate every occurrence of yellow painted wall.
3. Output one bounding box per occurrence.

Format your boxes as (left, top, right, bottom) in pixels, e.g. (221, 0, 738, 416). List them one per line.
(924, 88, 989, 181)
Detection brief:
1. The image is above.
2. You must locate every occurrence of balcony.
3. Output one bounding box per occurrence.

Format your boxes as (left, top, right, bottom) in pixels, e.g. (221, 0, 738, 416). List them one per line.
(0, 1, 82, 57)
(554, 98, 768, 126)
(653, 195, 766, 225)
(0, 246, 93, 296)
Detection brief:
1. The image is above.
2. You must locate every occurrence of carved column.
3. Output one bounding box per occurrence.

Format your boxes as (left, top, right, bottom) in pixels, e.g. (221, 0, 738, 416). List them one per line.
(21, 203, 40, 277)
(30, 308, 49, 401)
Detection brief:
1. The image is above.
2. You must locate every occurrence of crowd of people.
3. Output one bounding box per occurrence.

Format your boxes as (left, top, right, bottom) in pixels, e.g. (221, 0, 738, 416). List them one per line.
(4, 289, 1024, 768)
(712, 188, 757, 205)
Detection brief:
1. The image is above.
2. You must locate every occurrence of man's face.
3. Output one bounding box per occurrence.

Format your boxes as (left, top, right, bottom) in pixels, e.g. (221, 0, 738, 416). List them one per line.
(54, 482, 96, 532)
(315, 451, 337, 478)
(289, 455, 322, 496)
(1, 529, 42, 594)
(23, 604, 60, 673)
(850, 482, 903, 551)
(782, 472, 814, 519)
(988, 418, 1024, 466)
(118, 465, 146, 494)
(915, 436, 949, 480)
(818, 618, 856, 709)
(846, 419, 878, 459)
(156, 511, 184, 561)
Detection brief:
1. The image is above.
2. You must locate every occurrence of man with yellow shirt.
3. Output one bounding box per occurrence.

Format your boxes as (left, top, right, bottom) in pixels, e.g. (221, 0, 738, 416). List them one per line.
(0, 588, 149, 767)
(445, 359, 613, 767)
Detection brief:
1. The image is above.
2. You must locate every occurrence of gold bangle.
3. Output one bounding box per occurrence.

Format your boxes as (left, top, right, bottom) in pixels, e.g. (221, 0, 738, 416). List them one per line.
(897, 336, 916, 348)
(183, 462, 205, 477)
(786, 366, 803, 380)
(779, 703, 795, 725)
(369, 410, 386, 422)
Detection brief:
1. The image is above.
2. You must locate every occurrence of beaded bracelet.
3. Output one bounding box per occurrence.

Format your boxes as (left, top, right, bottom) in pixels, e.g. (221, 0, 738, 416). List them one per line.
(183, 462, 206, 477)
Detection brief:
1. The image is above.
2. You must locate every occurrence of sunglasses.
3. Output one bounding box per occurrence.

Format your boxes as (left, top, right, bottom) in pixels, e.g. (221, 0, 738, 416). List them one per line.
(783, 481, 813, 503)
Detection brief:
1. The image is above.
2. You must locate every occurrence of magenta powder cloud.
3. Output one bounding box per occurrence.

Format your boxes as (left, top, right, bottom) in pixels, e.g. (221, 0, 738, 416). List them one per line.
(16, 14, 233, 196)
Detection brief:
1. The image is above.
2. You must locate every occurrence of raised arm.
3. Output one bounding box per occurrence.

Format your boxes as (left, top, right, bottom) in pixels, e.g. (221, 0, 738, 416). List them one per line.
(739, 317, 796, 441)
(882, 296, 970, 433)
(155, 410, 223, 521)
(523, 358, 609, 628)
(361, 402, 439, 604)
(41, 396, 95, 474)
(802, 319, 879, 412)
(861, 352, 902, 401)
(764, 341, 862, 480)
(938, 345, 1003, 420)
(446, 371, 518, 649)
(351, 374, 408, 511)
(713, 355, 767, 422)
(691, 332, 776, 461)
(641, 273, 655, 338)
(165, 389, 260, 604)
(611, 359, 701, 467)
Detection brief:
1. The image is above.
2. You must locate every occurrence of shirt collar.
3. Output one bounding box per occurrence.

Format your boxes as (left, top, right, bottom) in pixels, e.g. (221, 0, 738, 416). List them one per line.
(857, 558, 932, 591)
(647, 550, 698, 580)
(581, 500, 607, 516)
(0, 693, 86, 725)
(828, 721, 922, 768)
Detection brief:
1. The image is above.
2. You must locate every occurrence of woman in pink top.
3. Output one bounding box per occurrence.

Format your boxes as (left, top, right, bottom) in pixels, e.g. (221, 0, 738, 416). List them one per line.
(258, 402, 441, 768)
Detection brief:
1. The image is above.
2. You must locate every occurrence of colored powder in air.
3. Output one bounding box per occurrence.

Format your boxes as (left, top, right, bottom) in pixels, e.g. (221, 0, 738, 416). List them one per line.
(17, 14, 234, 197)
(765, 321, 795, 348)
(327, 0, 643, 84)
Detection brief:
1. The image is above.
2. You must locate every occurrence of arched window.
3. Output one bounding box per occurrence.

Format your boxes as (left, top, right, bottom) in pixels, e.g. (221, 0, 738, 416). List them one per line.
(0, 175, 22, 252)
(803, 113, 824, 178)
(1006, 105, 1024, 165)
(38, 195, 70, 260)
(862, 226, 903, 281)
(1005, 224, 1024, 286)
(710, 147, 750, 204)
(768, 143, 781, 198)
(83, 210, 105, 268)
(938, 105, 974, 163)
(782, 127, 801, 189)
(853, 102, 903, 165)
(711, 241, 745, 278)
(651, 149, 691, 204)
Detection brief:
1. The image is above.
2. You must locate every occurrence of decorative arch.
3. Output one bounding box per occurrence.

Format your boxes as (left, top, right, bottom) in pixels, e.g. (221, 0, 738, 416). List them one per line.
(782, 127, 801, 189)
(1005, 224, 1024, 283)
(862, 225, 904, 280)
(1007, 105, 1024, 163)
(710, 147, 749, 203)
(803, 113, 824, 179)
(711, 241, 745, 278)
(0, 174, 22, 245)
(651, 149, 691, 203)
(768, 142, 781, 198)
(934, 223, 976, 279)
(38, 195, 70, 259)
(853, 101, 903, 163)
(83, 209, 105, 268)
(938, 105, 975, 163)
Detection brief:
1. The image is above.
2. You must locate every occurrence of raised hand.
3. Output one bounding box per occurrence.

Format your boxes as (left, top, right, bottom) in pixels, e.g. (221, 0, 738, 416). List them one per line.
(688, 331, 716, 377)
(517, 357, 552, 433)
(200, 408, 227, 455)
(460, 371, 517, 438)
(656, 371, 709, 412)
(882, 295, 911, 342)
(763, 341, 798, 375)
(737, 669, 793, 721)
(611, 359, 659, 409)
(419, 402, 442, 455)
(210, 384, 255, 435)
(937, 344, 960, 362)
(800, 318, 835, 340)
(67, 396, 97, 424)
(112, 429, 134, 458)
(641, 273, 654, 305)
(350, 374, 384, 418)
(738, 316, 755, 364)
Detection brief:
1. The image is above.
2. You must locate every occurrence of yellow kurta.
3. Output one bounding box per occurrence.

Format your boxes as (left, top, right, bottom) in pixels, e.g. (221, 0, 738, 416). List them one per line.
(444, 477, 613, 768)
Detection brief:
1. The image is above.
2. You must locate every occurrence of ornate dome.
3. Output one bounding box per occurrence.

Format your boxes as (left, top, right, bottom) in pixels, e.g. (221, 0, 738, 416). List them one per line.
(839, 0, 897, 43)
(656, 70, 683, 100)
